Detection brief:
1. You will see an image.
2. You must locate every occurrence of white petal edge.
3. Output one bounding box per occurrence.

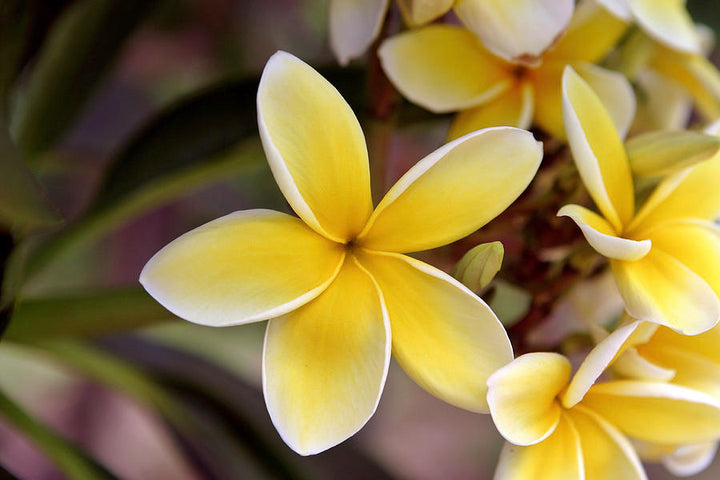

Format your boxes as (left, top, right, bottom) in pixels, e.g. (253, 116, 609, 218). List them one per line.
(329, 0, 390, 66)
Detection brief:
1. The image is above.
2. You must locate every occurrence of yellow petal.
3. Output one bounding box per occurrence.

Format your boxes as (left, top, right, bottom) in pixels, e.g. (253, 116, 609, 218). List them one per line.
(396, 0, 453, 25)
(575, 63, 636, 139)
(626, 130, 720, 178)
(140, 210, 345, 327)
(562, 67, 634, 231)
(663, 442, 718, 477)
(629, 0, 700, 54)
(595, 0, 632, 20)
(447, 83, 533, 141)
(257, 51, 373, 242)
(487, 353, 571, 446)
(329, 0, 389, 66)
(611, 249, 720, 334)
(494, 414, 583, 480)
(547, 0, 629, 64)
(569, 406, 646, 480)
(613, 347, 676, 381)
(356, 250, 513, 412)
(263, 256, 390, 455)
(644, 324, 720, 365)
(531, 63, 566, 139)
(558, 204, 651, 261)
(634, 69, 693, 131)
(453, 0, 574, 65)
(358, 127, 542, 253)
(583, 380, 720, 445)
(562, 320, 652, 408)
(378, 25, 513, 113)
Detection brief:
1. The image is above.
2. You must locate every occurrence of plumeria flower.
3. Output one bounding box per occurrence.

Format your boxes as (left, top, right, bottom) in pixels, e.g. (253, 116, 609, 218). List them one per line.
(329, 0, 573, 66)
(379, 0, 633, 140)
(558, 66, 720, 335)
(486, 321, 720, 479)
(140, 51, 543, 455)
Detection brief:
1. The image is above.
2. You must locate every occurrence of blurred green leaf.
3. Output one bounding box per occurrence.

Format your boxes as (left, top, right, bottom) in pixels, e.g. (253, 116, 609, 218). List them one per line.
(488, 280, 533, 328)
(452, 241, 504, 294)
(0, 388, 118, 480)
(12, 0, 157, 155)
(5, 287, 176, 342)
(0, 119, 62, 235)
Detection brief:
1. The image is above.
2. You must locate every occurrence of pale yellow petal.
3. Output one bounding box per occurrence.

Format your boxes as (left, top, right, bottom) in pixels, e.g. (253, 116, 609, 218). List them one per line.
(626, 130, 720, 178)
(569, 407, 647, 480)
(610, 249, 720, 334)
(627, 169, 692, 234)
(613, 347, 676, 381)
(140, 210, 345, 327)
(634, 69, 693, 131)
(453, 0, 574, 65)
(583, 380, 720, 445)
(531, 63, 566, 139)
(663, 442, 718, 477)
(493, 414, 584, 480)
(629, 0, 700, 54)
(257, 51, 373, 242)
(562, 320, 651, 408)
(396, 0, 453, 25)
(263, 256, 390, 455)
(558, 204, 651, 261)
(378, 25, 513, 113)
(562, 67, 634, 231)
(447, 83, 533, 141)
(576, 63, 636, 139)
(639, 341, 720, 399)
(595, 0, 632, 20)
(358, 127, 542, 253)
(329, 0, 389, 66)
(357, 250, 513, 412)
(644, 324, 720, 365)
(487, 353, 571, 446)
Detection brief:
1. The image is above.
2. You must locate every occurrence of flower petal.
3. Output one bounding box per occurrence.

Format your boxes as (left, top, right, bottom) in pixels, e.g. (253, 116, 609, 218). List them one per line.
(487, 352, 571, 446)
(558, 204, 651, 261)
(634, 69, 693, 131)
(358, 127, 542, 253)
(595, 0, 632, 20)
(613, 347, 676, 381)
(356, 250, 513, 412)
(663, 442, 719, 477)
(263, 256, 390, 455)
(378, 25, 513, 113)
(257, 51, 373, 242)
(569, 406, 646, 480)
(628, 0, 700, 54)
(493, 414, 584, 480)
(396, 0, 454, 25)
(562, 320, 654, 408)
(562, 66, 634, 231)
(610, 249, 720, 334)
(448, 83, 534, 141)
(329, 0, 389, 66)
(626, 130, 720, 178)
(531, 63, 566, 139)
(643, 324, 720, 365)
(583, 380, 720, 445)
(575, 63, 636, 139)
(453, 0, 574, 65)
(140, 210, 345, 327)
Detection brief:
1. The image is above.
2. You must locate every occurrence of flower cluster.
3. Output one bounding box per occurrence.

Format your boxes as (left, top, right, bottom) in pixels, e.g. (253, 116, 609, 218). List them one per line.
(141, 0, 720, 478)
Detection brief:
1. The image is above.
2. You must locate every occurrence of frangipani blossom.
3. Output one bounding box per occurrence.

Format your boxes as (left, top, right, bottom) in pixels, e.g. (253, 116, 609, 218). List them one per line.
(140, 51, 543, 455)
(486, 322, 720, 480)
(379, 0, 632, 140)
(558, 66, 720, 335)
(329, 0, 573, 66)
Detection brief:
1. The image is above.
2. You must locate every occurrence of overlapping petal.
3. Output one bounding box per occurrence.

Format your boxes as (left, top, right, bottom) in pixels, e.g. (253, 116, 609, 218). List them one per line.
(263, 256, 390, 455)
(329, 0, 389, 66)
(358, 127, 542, 253)
(574, 63, 636, 139)
(378, 25, 513, 113)
(487, 353, 570, 446)
(139, 210, 345, 327)
(610, 249, 719, 334)
(257, 51, 373, 242)
(562, 67, 634, 231)
(626, 130, 720, 178)
(583, 381, 720, 445)
(453, 0, 574, 65)
(628, 0, 700, 54)
(396, 0, 453, 25)
(356, 250, 513, 413)
(663, 442, 719, 477)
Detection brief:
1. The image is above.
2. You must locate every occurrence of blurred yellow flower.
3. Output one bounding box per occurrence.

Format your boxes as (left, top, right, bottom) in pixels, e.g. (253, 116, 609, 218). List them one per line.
(559, 66, 720, 334)
(140, 51, 543, 455)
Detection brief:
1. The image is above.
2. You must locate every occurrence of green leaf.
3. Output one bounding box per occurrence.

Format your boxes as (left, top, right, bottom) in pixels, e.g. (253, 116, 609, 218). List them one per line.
(0, 119, 62, 235)
(488, 279, 533, 328)
(11, 0, 157, 155)
(5, 287, 176, 342)
(0, 388, 118, 480)
(452, 241, 504, 293)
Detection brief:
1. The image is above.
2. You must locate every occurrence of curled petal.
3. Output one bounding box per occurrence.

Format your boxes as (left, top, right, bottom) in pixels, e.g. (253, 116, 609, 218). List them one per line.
(575, 63, 636, 139)
(263, 256, 390, 455)
(140, 210, 345, 327)
(663, 442, 719, 477)
(329, 0, 389, 66)
(487, 352, 570, 446)
(629, 0, 700, 54)
(627, 130, 720, 178)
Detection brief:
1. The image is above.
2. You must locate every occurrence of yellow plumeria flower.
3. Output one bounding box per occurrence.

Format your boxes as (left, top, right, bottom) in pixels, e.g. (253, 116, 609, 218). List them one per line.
(486, 323, 720, 480)
(558, 66, 720, 335)
(329, 0, 574, 66)
(140, 51, 543, 455)
(379, 0, 632, 140)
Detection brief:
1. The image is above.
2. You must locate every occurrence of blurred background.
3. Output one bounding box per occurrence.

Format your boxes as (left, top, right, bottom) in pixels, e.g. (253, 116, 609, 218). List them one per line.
(0, 1, 719, 479)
